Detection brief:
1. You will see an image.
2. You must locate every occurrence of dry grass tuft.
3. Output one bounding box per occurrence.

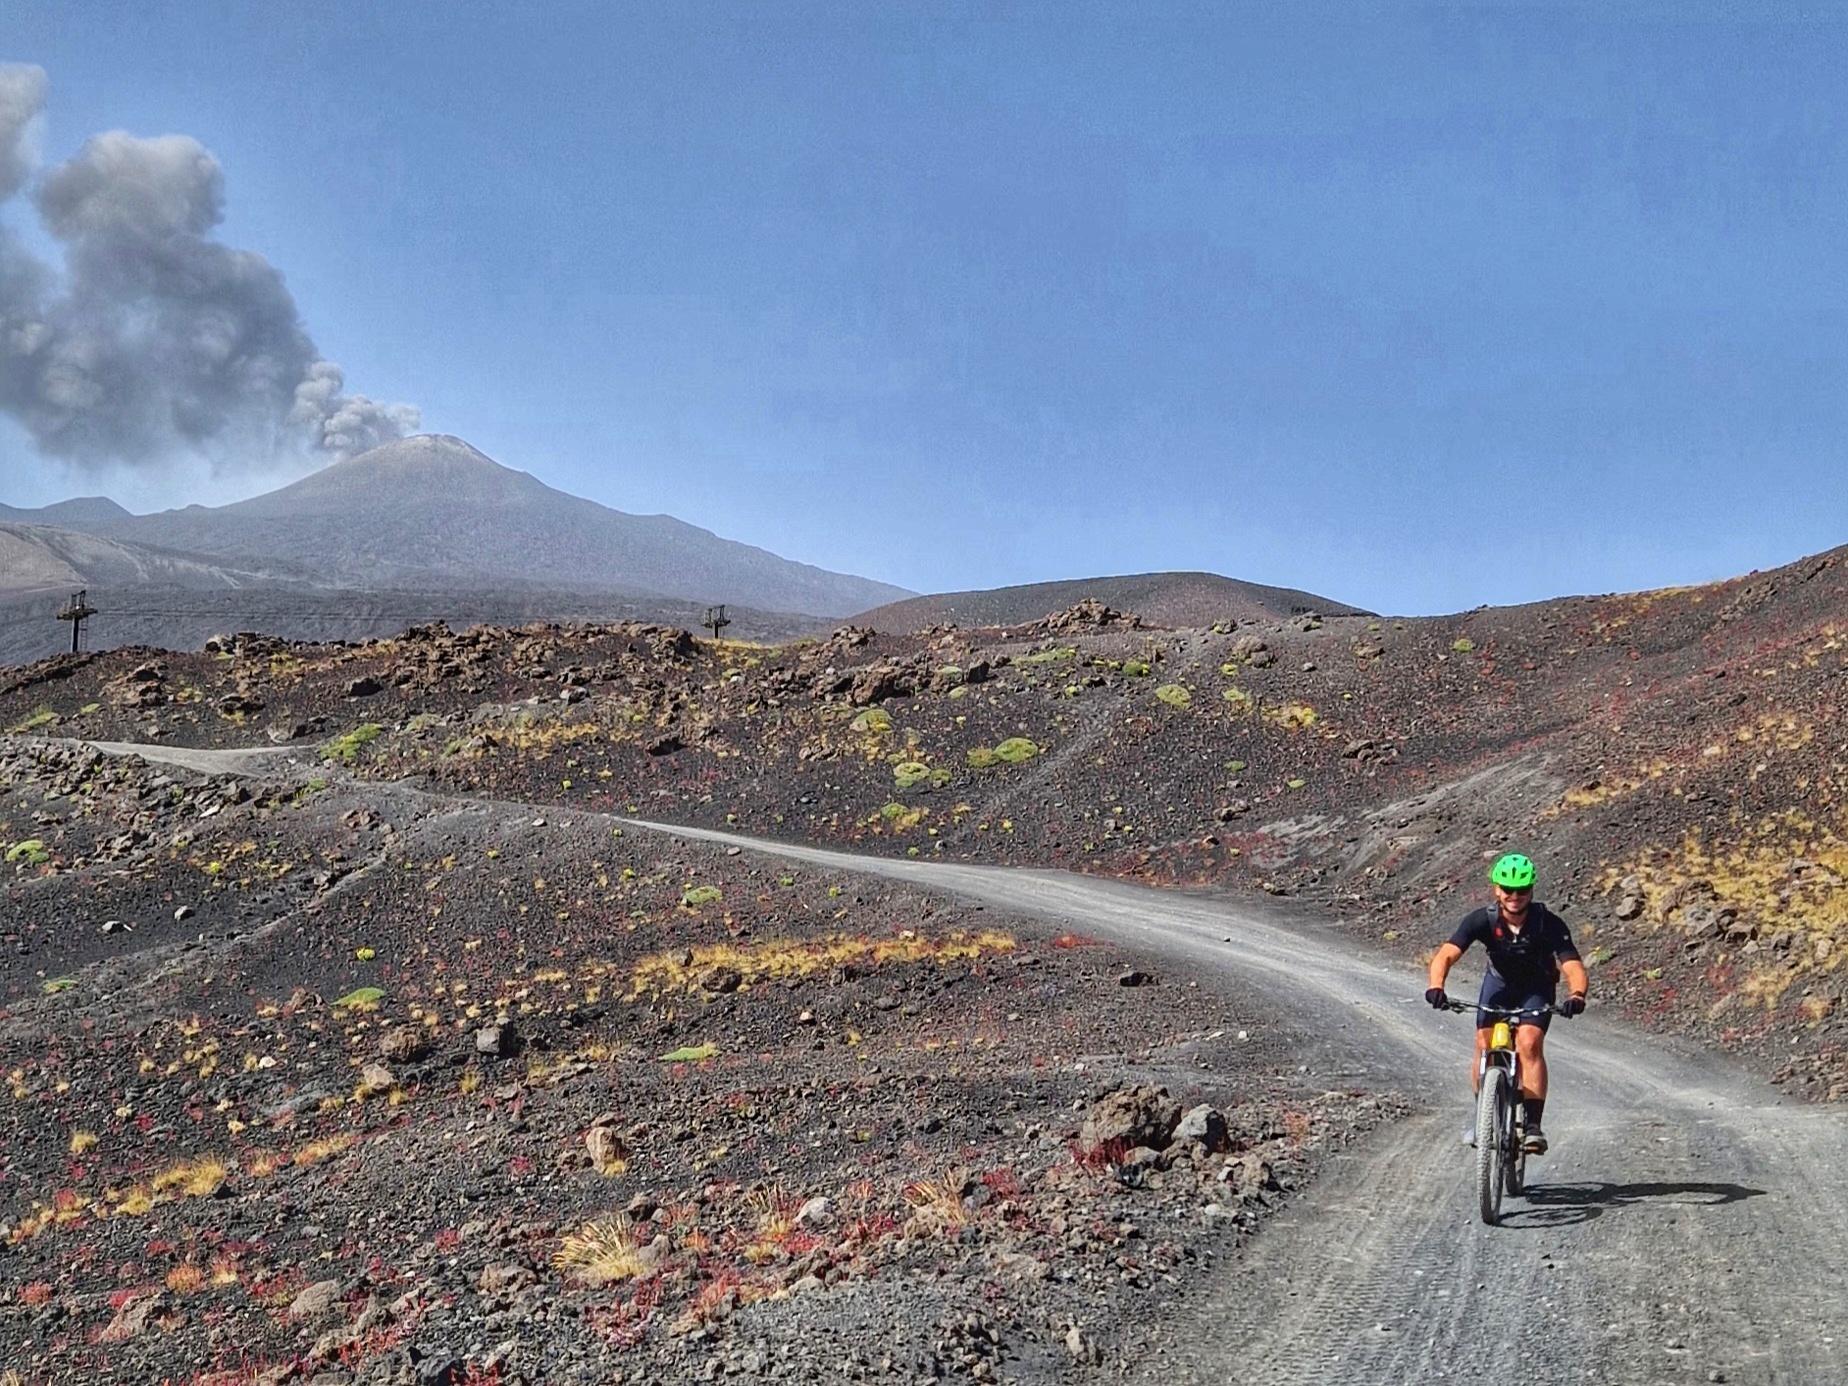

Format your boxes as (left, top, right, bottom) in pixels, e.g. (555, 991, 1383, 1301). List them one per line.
(152, 1156, 228, 1199)
(165, 1263, 208, 1294)
(631, 929, 1015, 999)
(903, 1168, 971, 1229)
(554, 1214, 646, 1286)
(292, 1132, 360, 1168)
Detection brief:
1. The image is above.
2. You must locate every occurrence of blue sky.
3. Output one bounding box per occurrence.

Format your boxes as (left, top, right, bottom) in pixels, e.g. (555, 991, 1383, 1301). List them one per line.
(2, 2, 1844, 615)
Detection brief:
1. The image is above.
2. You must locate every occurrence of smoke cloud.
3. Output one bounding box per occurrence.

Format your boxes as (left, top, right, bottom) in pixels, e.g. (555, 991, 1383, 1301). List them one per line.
(0, 63, 418, 469)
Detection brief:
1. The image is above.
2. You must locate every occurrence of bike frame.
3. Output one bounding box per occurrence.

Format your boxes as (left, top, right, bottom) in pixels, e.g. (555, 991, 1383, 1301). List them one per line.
(1448, 1000, 1566, 1224)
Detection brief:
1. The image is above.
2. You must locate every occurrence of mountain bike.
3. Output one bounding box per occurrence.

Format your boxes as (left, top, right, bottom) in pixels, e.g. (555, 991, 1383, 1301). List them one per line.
(1445, 1000, 1569, 1225)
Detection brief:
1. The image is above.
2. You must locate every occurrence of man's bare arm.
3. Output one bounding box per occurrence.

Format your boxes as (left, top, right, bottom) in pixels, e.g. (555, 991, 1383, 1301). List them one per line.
(1428, 942, 1464, 991)
(1560, 957, 1589, 999)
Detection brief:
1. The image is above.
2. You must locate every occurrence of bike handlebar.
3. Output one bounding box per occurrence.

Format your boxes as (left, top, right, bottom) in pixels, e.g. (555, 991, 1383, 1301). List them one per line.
(1442, 999, 1572, 1018)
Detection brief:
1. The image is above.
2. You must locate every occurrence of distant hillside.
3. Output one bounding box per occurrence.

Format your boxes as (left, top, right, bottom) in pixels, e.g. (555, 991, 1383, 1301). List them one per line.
(853, 571, 1369, 633)
(0, 523, 299, 598)
(57, 435, 911, 619)
(0, 583, 827, 668)
(0, 496, 134, 528)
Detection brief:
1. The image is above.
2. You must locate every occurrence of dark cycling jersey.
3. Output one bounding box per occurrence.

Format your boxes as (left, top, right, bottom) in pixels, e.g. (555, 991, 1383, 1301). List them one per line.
(1447, 902, 1580, 991)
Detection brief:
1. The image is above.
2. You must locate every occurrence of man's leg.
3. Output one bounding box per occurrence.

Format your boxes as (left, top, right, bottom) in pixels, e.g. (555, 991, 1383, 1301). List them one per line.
(1516, 1025, 1548, 1150)
(1515, 1025, 1547, 1102)
(1473, 1025, 1492, 1093)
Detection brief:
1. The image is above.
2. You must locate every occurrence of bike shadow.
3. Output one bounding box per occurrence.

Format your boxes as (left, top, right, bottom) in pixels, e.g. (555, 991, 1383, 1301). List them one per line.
(1500, 1179, 1766, 1229)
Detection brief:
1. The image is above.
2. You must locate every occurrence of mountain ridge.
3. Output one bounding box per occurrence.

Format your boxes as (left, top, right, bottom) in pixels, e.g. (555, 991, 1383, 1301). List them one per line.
(13, 435, 912, 618)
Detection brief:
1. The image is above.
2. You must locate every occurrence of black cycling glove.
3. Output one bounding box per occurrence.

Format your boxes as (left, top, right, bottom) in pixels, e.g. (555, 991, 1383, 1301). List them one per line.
(1561, 994, 1587, 1016)
(1424, 987, 1448, 1009)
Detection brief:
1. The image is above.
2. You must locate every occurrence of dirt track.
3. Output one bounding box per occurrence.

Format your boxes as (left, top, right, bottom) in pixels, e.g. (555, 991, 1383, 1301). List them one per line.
(76, 741, 1848, 1384)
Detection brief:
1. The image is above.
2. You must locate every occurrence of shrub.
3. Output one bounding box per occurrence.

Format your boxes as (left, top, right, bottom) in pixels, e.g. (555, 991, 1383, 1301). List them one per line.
(1155, 684, 1192, 708)
(1016, 646, 1077, 666)
(994, 738, 1040, 764)
(5, 840, 50, 867)
(850, 708, 892, 735)
(1452, 637, 1476, 653)
(892, 761, 933, 790)
(322, 724, 384, 763)
(1122, 659, 1152, 677)
(332, 986, 386, 1012)
(966, 747, 1000, 769)
(6, 707, 58, 733)
(681, 885, 723, 908)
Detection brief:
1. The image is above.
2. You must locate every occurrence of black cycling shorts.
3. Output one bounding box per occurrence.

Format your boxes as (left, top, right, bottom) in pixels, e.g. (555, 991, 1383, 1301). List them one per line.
(1476, 971, 1555, 1032)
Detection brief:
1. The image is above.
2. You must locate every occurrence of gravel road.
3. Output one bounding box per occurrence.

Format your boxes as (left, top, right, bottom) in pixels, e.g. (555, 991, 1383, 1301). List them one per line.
(622, 819, 1848, 1386)
(68, 741, 1848, 1384)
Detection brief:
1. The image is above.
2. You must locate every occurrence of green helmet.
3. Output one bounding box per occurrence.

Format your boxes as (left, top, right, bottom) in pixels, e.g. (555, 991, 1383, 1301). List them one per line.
(1490, 853, 1536, 889)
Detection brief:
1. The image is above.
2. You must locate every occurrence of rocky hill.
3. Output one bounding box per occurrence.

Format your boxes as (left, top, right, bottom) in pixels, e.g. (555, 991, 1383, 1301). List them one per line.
(2, 542, 1844, 1380)
(40, 434, 912, 619)
(8, 542, 1841, 1105)
(853, 571, 1367, 634)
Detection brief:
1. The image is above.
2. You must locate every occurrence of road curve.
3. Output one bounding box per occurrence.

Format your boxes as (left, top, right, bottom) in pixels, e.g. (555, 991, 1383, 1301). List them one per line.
(620, 819, 1848, 1386)
(45, 741, 1848, 1383)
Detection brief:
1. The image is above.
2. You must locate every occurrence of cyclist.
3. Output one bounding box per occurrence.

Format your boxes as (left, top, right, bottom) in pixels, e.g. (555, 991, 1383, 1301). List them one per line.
(1424, 853, 1589, 1154)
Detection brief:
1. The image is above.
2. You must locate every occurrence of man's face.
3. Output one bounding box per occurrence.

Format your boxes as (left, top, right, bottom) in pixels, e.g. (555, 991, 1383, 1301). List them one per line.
(1494, 884, 1533, 918)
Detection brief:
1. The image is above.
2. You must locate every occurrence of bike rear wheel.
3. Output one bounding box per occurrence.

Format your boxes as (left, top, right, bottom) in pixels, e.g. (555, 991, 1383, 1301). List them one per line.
(1475, 1069, 1507, 1225)
(1505, 1117, 1527, 1198)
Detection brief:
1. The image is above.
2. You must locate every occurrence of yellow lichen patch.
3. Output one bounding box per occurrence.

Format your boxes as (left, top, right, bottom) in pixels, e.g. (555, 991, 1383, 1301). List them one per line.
(491, 714, 612, 754)
(1262, 702, 1319, 730)
(1601, 811, 1847, 986)
(1549, 759, 1674, 815)
(68, 1129, 98, 1155)
(1590, 582, 1710, 635)
(629, 929, 1017, 999)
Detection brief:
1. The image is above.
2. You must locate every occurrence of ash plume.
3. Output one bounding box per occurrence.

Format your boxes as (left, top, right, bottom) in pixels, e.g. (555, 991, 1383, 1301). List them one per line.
(0, 63, 418, 470)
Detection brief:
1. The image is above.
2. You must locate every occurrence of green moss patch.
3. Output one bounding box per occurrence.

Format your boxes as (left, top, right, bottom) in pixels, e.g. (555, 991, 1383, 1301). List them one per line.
(5, 839, 50, 866)
(681, 885, 724, 908)
(850, 708, 893, 735)
(333, 986, 386, 1012)
(994, 737, 1041, 764)
(1016, 646, 1078, 666)
(323, 724, 384, 763)
(1156, 684, 1192, 708)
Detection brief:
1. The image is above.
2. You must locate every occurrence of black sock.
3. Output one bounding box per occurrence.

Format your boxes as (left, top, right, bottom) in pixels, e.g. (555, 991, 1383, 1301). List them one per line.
(1523, 1098, 1545, 1127)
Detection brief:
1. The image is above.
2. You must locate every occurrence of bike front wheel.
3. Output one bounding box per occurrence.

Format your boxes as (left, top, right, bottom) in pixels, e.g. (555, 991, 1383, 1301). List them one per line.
(1475, 1069, 1508, 1225)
